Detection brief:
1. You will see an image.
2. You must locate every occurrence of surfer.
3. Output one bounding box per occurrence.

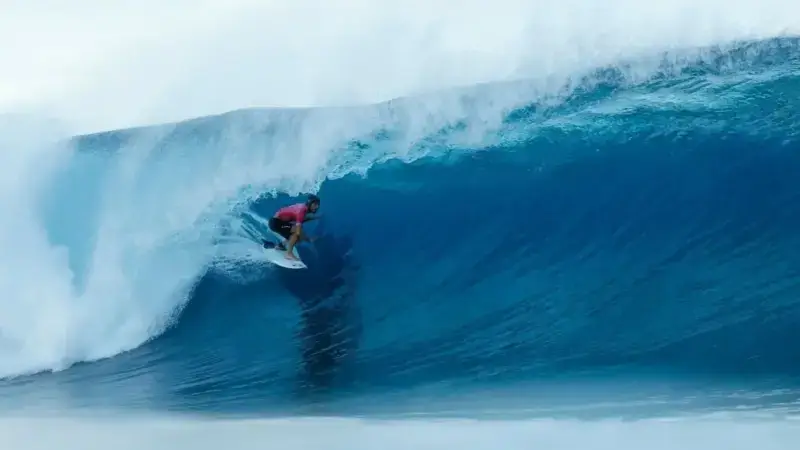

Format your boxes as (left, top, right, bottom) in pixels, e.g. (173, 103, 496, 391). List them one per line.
(266, 194, 321, 261)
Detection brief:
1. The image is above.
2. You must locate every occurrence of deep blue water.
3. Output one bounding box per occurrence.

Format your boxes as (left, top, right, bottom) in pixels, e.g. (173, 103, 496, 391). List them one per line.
(1, 37, 800, 419)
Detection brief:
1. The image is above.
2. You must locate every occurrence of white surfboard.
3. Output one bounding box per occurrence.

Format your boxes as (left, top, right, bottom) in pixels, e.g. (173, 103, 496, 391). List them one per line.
(262, 232, 307, 269)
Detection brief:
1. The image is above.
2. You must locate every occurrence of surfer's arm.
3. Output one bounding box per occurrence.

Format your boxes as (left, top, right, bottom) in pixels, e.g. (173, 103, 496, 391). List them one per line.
(302, 213, 321, 222)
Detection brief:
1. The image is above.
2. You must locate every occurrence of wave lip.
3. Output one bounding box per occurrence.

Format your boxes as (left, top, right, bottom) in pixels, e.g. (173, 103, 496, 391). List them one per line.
(6, 0, 800, 134)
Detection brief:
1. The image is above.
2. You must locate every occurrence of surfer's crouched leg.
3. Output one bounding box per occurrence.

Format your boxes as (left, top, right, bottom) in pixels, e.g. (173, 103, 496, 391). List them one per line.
(284, 226, 302, 256)
(267, 217, 293, 251)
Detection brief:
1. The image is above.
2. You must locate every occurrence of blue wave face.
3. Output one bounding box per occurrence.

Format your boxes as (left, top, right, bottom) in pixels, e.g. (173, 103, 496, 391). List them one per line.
(2, 38, 800, 417)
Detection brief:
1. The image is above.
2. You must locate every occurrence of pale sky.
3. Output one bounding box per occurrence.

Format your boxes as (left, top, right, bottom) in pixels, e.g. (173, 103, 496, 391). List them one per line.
(1, 0, 797, 135)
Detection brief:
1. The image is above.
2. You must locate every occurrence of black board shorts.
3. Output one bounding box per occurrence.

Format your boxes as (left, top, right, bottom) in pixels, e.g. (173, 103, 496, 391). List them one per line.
(269, 217, 294, 240)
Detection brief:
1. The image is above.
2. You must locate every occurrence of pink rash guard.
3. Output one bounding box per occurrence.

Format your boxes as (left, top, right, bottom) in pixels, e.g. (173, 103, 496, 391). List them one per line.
(274, 203, 308, 224)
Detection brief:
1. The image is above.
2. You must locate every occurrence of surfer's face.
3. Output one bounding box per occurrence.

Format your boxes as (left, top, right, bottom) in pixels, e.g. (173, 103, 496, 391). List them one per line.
(309, 201, 320, 213)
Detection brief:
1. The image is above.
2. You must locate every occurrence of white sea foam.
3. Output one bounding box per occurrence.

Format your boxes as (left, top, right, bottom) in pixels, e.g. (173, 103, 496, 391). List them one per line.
(1, 414, 799, 450)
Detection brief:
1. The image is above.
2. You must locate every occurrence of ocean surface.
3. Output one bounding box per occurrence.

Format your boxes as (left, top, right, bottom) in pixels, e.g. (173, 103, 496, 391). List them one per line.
(2, 35, 800, 449)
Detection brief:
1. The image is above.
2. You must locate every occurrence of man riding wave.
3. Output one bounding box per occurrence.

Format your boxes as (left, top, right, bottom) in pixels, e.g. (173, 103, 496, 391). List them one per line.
(264, 194, 321, 261)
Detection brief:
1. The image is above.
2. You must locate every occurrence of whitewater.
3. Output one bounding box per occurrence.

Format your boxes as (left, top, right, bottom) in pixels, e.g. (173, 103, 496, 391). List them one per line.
(2, 1, 800, 449)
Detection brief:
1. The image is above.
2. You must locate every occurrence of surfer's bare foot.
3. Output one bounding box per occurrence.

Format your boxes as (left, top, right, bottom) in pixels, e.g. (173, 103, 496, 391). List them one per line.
(285, 252, 298, 261)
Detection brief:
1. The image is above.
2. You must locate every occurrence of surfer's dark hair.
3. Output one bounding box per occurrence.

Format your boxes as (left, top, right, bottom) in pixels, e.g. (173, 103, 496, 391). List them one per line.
(306, 194, 320, 206)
